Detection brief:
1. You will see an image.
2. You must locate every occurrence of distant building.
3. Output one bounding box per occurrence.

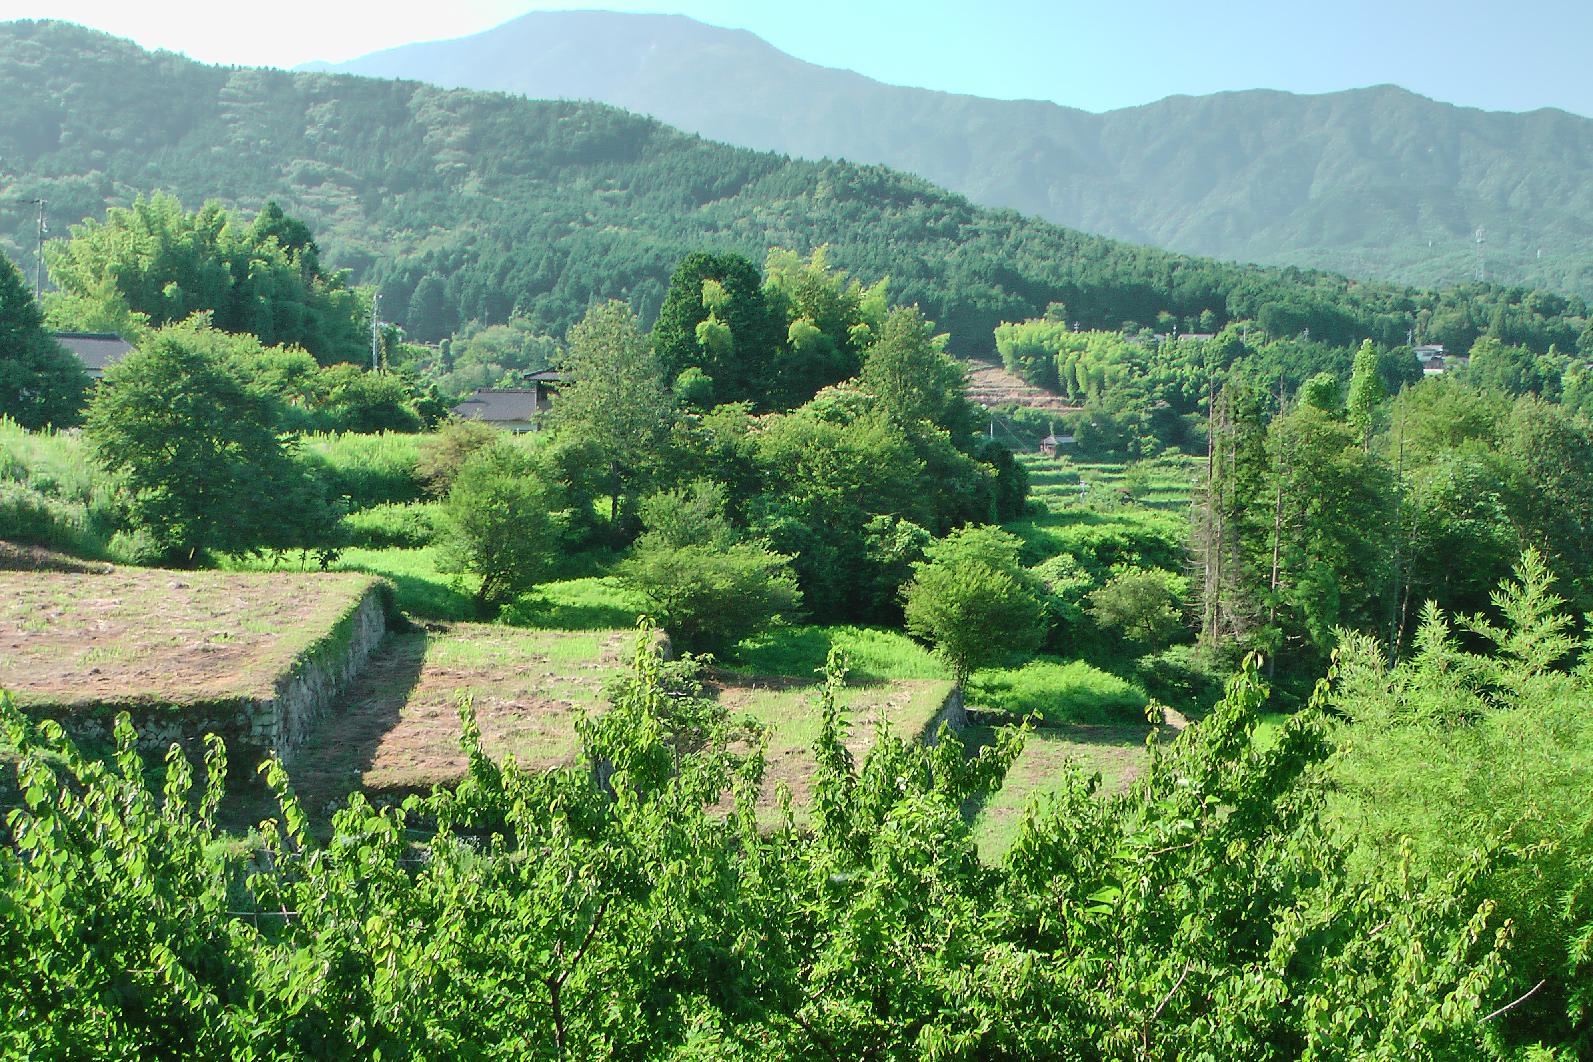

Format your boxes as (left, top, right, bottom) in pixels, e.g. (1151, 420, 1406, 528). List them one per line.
(52, 332, 133, 380)
(1413, 344, 1469, 375)
(1038, 432, 1075, 458)
(451, 371, 563, 432)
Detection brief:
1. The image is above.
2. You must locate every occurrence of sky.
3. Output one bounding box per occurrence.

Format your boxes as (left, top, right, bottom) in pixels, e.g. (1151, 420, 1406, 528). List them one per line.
(4, 0, 1591, 117)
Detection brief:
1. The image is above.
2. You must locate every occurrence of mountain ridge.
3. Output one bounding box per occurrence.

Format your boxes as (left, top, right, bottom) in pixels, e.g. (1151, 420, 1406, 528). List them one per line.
(307, 10, 1593, 298)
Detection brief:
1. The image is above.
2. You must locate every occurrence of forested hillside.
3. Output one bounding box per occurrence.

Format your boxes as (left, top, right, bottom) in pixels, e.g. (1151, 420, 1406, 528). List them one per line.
(310, 10, 1593, 299)
(1, 19, 1585, 357)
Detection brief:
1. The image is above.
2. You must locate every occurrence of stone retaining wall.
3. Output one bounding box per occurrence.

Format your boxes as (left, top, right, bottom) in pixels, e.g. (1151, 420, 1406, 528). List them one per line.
(41, 584, 392, 765)
(914, 684, 966, 745)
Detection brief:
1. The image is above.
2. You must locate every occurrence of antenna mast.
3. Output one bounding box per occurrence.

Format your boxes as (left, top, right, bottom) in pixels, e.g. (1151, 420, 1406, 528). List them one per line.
(1474, 227, 1486, 284)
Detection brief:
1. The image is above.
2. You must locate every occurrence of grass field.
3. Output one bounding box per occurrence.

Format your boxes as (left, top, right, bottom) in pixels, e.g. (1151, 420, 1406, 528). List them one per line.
(724, 625, 946, 682)
(717, 675, 955, 822)
(0, 568, 382, 710)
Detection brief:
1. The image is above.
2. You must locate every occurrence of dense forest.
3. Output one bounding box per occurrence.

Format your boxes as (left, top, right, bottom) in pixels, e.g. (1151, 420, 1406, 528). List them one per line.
(316, 9, 1593, 299)
(1, 20, 1590, 361)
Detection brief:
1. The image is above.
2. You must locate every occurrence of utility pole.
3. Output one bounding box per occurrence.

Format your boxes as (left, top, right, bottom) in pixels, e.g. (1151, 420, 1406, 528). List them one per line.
(26, 198, 45, 300)
(370, 292, 381, 372)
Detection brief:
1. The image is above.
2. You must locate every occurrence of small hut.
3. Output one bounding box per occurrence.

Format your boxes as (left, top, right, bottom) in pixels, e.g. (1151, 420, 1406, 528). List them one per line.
(1038, 432, 1074, 458)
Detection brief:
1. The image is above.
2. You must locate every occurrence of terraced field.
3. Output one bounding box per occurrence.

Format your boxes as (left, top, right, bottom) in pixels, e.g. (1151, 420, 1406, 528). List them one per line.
(0, 569, 384, 711)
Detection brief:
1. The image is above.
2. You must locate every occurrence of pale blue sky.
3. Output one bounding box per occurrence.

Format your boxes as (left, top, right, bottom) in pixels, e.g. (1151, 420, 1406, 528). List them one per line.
(5, 0, 1590, 116)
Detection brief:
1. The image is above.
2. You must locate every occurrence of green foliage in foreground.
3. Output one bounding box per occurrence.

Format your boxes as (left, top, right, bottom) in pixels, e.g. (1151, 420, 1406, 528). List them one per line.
(0, 637, 1522, 1058)
(1329, 551, 1593, 1053)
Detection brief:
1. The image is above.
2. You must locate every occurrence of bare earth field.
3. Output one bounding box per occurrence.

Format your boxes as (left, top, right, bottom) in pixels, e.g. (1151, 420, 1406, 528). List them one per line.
(287, 625, 632, 810)
(961, 357, 1081, 414)
(0, 569, 383, 710)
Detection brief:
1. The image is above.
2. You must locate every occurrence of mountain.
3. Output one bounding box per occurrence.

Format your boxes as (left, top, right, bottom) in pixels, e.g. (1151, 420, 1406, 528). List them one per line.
(308, 10, 1593, 299)
(0, 20, 1579, 362)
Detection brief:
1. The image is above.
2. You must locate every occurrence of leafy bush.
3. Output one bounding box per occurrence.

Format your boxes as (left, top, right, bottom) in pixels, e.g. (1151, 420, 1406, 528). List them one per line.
(622, 542, 802, 652)
(437, 441, 564, 615)
(901, 525, 1046, 685)
(1087, 566, 1189, 649)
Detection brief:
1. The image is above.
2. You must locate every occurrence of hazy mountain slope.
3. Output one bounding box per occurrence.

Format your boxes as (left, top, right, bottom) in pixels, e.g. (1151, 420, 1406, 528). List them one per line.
(2, 20, 1578, 363)
(310, 10, 1593, 297)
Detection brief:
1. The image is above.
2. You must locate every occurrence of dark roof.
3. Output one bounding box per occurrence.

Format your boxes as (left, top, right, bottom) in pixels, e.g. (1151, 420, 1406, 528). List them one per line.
(452, 388, 541, 423)
(52, 332, 133, 372)
(1040, 433, 1075, 445)
(524, 368, 567, 383)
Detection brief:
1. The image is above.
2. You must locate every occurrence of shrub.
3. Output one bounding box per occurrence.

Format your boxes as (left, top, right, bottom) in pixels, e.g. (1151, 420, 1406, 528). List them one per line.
(901, 525, 1046, 686)
(414, 419, 501, 498)
(622, 542, 802, 652)
(1087, 567, 1188, 649)
(437, 441, 564, 616)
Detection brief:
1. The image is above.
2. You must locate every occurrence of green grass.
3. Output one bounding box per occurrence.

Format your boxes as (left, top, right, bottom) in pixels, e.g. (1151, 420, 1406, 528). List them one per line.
(0, 419, 121, 558)
(344, 501, 442, 549)
(968, 657, 1150, 726)
(301, 431, 426, 511)
(723, 625, 947, 682)
(502, 577, 649, 632)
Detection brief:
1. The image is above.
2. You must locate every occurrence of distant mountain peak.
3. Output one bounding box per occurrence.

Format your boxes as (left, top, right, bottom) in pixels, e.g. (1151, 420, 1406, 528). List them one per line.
(306, 9, 1593, 297)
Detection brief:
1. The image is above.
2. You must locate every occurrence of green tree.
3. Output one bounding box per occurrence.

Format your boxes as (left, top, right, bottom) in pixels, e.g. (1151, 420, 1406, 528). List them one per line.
(901, 525, 1046, 686)
(1298, 371, 1342, 413)
(547, 300, 673, 532)
(620, 480, 802, 651)
(651, 251, 782, 407)
(84, 331, 336, 563)
(437, 440, 563, 615)
(1346, 339, 1386, 447)
(46, 193, 366, 364)
(404, 273, 453, 343)
(0, 251, 88, 428)
(859, 304, 976, 441)
(1088, 567, 1187, 648)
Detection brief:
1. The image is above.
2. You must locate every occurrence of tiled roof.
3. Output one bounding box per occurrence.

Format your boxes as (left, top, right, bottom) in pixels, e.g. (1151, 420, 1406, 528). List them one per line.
(453, 388, 541, 423)
(51, 332, 133, 372)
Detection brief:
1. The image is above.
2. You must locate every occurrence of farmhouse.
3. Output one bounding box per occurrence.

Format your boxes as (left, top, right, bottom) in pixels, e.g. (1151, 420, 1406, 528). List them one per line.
(51, 331, 133, 379)
(1413, 344, 1470, 376)
(451, 370, 564, 431)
